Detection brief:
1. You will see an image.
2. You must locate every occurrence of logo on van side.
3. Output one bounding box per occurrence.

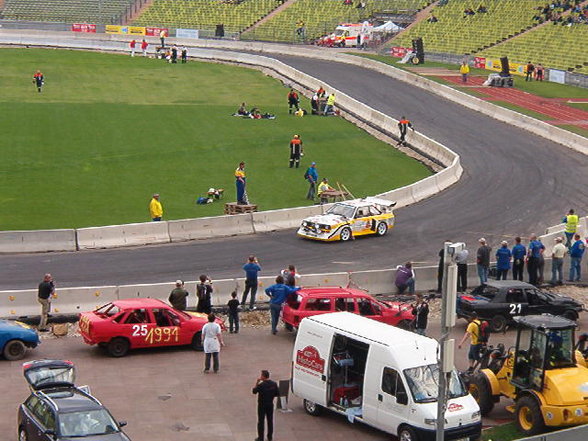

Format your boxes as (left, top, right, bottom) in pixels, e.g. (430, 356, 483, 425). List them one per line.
(296, 345, 325, 373)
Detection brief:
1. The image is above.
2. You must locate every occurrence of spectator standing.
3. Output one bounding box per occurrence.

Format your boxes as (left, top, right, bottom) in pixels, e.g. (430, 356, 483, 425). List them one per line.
(33, 70, 44, 93)
(411, 294, 429, 336)
(460, 61, 470, 83)
(476, 238, 491, 284)
(149, 193, 163, 221)
(317, 178, 334, 204)
(512, 237, 526, 281)
(458, 312, 482, 372)
(569, 234, 585, 282)
(436, 246, 446, 293)
(159, 29, 166, 47)
(304, 162, 318, 201)
(563, 209, 579, 248)
(201, 313, 224, 373)
(551, 237, 567, 285)
(535, 63, 544, 81)
(527, 234, 545, 285)
(397, 116, 414, 146)
(265, 275, 300, 335)
(227, 291, 240, 333)
(141, 39, 148, 56)
(252, 370, 280, 441)
(317, 86, 326, 98)
(235, 162, 248, 205)
(537, 238, 545, 284)
(495, 241, 512, 280)
(455, 246, 469, 292)
(281, 264, 300, 287)
(171, 45, 178, 63)
(129, 39, 136, 57)
(196, 274, 213, 314)
(311, 93, 320, 114)
(242, 255, 262, 310)
(287, 89, 300, 114)
(168, 280, 189, 310)
(395, 262, 415, 294)
(525, 61, 535, 81)
(181, 46, 187, 63)
(289, 135, 303, 168)
(37, 273, 55, 331)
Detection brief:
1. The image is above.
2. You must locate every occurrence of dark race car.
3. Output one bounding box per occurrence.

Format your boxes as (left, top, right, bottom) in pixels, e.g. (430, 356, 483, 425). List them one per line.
(18, 359, 130, 441)
(457, 280, 583, 332)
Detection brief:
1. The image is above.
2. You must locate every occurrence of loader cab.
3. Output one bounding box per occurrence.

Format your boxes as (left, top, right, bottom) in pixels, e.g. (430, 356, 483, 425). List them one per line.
(511, 315, 576, 391)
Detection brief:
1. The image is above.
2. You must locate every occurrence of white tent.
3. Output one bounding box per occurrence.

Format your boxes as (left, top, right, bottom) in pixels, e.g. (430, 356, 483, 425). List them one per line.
(373, 21, 403, 33)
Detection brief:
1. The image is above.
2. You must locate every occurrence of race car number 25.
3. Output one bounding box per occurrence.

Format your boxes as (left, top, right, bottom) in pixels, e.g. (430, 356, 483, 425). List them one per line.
(132, 324, 179, 344)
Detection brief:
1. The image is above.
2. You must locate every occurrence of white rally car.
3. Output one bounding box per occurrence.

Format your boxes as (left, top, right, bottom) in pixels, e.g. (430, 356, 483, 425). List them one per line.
(297, 197, 396, 242)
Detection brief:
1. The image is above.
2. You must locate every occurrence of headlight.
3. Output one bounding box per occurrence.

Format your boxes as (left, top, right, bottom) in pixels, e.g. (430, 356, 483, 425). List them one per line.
(424, 418, 436, 425)
(471, 411, 481, 419)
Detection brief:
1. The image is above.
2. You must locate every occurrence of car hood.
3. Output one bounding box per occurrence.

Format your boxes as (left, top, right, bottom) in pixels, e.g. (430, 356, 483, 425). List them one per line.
(60, 433, 130, 441)
(0, 320, 40, 341)
(302, 214, 348, 226)
(543, 292, 583, 308)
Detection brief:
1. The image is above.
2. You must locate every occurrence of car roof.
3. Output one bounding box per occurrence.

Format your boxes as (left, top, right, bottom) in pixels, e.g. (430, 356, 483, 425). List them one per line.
(332, 197, 395, 208)
(482, 280, 536, 290)
(111, 298, 168, 309)
(40, 387, 103, 413)
(514, 314, 576, 330)
(297, 286, 371, 298)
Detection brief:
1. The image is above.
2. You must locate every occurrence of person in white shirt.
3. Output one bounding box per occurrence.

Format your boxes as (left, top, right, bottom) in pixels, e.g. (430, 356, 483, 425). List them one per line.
(201, 314, 224, 373)
(550, 237, 567, 285)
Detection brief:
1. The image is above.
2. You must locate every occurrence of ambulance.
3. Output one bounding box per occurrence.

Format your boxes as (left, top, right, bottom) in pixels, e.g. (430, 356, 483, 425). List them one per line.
(292, 312, 482, 441)
(333, 22, 372, 47)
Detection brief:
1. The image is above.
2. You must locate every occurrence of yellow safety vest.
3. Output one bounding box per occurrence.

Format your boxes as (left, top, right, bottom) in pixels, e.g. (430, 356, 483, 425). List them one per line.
(566, 214, 579, 233)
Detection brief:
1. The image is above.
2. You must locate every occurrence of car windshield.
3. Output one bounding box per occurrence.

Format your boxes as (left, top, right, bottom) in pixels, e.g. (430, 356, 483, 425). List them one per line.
(326, 203, 355, 219)
(404, 364, 466, 403)
(59, 409, 119, 437)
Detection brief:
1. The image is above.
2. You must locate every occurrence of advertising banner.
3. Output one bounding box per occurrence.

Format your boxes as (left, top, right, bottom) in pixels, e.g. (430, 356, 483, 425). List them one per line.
(105, 25, 127, 34)
(72, 23, 96, 33)
(146, 27, 169, 37)
(128, 26, 146, 36)
(176, 28, 199, 39)
(473, 56, 486, 69)
(390, 46, 410, 57)
(485, 58, 525, 76)
(548, 69, 566, 84)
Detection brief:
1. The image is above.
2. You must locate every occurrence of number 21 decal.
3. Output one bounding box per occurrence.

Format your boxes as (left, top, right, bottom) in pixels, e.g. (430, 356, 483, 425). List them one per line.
(509, 303, 522, 315)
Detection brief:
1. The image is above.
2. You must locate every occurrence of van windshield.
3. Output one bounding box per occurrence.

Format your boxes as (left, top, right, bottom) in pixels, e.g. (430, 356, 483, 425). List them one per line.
(404, 364, 466, 403)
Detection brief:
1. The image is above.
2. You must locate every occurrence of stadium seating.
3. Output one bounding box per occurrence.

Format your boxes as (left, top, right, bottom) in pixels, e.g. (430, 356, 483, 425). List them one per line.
(479, 22, 588, 72)
(242, 0, 431, 43)
(391, 0, 547, 55)
(133, 0, 279, 34)
(0, 0, 136, 23)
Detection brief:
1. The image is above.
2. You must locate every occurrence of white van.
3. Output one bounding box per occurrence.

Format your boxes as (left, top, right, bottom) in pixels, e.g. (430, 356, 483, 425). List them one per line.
(333, 23, 372, 47)
(292, 312, 481, 441)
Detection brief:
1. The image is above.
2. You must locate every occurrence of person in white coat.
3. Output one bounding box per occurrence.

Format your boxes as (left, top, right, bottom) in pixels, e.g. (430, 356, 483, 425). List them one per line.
(201, 314, 224, 373)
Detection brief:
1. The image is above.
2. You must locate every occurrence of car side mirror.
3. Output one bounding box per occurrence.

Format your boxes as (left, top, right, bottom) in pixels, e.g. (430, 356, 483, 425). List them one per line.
(118, 421, 128, 428)
(396, 391, 408, 405)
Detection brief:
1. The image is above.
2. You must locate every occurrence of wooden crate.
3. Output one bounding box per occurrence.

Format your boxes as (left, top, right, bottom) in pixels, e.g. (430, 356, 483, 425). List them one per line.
(224, 202, 258, 215)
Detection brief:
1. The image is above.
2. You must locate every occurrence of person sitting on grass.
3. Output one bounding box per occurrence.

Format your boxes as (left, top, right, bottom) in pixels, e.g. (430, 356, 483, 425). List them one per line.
(233, 102, 249, 117)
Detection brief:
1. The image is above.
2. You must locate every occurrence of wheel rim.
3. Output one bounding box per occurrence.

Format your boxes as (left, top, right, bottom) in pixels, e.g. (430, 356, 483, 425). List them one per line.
(340, 229, 350, 241)
(519, 406, 534, 431)
(377, 223, 387, 235)
(399, 429, 412, 441)
(305, 400, 316, 413)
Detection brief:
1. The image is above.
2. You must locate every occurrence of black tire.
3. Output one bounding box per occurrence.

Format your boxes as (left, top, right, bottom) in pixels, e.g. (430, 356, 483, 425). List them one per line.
(107, 337, 130, 357)
(3, 340, 26, 361)
(562, 310, 578, 321)
(18, 427, 28, 441)
(375, 222, 388, 236)
(516, 395, 545, 436)
(398, 425, 419, 441)
(339, 227, 352, 242)
(284, 323, 294, 332)
(191, 331, 203, 351)
(303, 399, 322, 416)
(469, 373, 495, 416)
(490, 314, 507, 333)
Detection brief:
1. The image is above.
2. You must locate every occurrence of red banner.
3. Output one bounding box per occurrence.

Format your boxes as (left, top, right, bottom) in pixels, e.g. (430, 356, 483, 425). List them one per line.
(146, 27, 168, 37)
(390, 46, 410, 58)
(473, 56, 486, 69)
(72, 23, 96, 33)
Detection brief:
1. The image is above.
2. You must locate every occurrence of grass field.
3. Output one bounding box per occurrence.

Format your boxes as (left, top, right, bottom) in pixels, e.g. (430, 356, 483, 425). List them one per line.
(0, 48, 431, 230)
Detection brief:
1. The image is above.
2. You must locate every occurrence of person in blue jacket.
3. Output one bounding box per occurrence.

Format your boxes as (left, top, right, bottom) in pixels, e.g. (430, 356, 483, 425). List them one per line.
(495, 241, 512, 280)
(569, 234, 585, 282)
(304, 162, 318, 201)
(511, 237, 526, 281)
(265, 275, 300, 335)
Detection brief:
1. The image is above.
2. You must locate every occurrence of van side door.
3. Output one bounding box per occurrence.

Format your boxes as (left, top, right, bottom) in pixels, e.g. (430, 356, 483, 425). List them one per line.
(376, 367, 411, 434)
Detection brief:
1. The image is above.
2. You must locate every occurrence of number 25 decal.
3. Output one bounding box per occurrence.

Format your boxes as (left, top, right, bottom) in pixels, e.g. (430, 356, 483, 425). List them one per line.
(132, 324, 148, 336)
(509, 303, 522, 315)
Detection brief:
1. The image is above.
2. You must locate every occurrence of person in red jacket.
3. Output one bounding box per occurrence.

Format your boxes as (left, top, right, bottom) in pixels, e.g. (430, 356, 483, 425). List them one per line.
(129, 39, 136, 57)
(32, 70, 44, 93)
(397, 116, 415, 146)
(141, 39, 148, 57)
(287, 88, 299, 114)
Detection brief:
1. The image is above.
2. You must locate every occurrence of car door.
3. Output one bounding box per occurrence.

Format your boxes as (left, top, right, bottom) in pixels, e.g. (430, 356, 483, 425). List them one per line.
(359, 298, 385, 323)
(120, 308, 155, 348)
(351, 206, 372, 235)
(525, 289, 549, 315)
(505, 289, 528, 318)
(21, 395, 44, 441)
(335, 297, 356, 313)
(150, 307, 182, 346)
(376, 366, 410, 434)
(28, 399, 55, 441)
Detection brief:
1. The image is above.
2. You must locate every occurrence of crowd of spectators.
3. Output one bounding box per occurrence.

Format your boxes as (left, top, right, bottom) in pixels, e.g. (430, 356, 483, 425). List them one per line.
(533, 0, 588, 25)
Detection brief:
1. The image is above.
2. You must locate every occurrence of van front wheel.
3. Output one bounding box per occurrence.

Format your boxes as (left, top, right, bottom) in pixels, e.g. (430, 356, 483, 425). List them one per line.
(303, 399, 322, 416)
(398, 425, 418, 441)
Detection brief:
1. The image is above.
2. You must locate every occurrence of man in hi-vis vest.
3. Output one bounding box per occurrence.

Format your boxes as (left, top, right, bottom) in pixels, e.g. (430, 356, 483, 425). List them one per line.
(563, 209, 579, 248)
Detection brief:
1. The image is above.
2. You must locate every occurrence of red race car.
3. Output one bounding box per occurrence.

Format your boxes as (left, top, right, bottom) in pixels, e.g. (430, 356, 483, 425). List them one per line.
(79, 298, 224, 357)
(281, 286, 414, 331)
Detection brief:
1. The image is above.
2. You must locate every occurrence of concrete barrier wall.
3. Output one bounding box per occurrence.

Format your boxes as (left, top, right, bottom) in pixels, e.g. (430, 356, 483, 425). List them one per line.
(0, 289, 38, 317)
(50, 285, 119, 315)
(168, 214, 254, 241)
(0, 229, 76, 253)
(251, 206, 325, 233)
(77, 221, 171, 250)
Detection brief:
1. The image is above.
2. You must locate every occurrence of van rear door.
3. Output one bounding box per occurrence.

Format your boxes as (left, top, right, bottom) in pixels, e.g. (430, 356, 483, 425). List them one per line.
(292, 319, 333, 406)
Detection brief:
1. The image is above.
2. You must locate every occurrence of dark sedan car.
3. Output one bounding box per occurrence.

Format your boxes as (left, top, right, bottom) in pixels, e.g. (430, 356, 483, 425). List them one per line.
(18, 359, 130, 441)
(457, 280, 583, 332)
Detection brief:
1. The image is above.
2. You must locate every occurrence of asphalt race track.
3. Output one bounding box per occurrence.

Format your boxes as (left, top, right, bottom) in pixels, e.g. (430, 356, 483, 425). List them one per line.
(1, 52, 588, 290)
